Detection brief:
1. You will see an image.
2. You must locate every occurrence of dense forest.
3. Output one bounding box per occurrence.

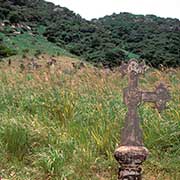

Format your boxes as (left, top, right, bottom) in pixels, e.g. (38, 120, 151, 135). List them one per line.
(0, 0, 180, 67)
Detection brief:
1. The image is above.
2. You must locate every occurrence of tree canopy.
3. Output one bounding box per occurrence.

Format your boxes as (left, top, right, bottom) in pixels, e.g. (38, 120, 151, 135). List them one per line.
(0, 0, 179, 67)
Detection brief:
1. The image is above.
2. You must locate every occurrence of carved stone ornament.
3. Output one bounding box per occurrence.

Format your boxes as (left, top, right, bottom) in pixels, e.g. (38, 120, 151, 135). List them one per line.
(114, 59, 170, 180)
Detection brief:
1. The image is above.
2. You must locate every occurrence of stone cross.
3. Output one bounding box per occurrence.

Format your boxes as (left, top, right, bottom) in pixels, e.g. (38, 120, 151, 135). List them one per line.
(114, 59, 170, 180)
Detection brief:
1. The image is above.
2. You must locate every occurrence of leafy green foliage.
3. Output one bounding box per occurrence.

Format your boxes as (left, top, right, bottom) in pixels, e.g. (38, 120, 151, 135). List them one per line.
(0, 0, 179, 67)
(0, 31, 69, 57)
(0, 40, 16, 58)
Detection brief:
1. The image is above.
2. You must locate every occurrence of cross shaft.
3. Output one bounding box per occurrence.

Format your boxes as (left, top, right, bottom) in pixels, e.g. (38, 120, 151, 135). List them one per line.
(114, 59, 170, 180)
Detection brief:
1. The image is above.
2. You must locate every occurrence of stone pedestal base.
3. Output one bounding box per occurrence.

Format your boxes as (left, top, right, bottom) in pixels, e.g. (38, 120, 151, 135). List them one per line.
(114, 146, 149, 180)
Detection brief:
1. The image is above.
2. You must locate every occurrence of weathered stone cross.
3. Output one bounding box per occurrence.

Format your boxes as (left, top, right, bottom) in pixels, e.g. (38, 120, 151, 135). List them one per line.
(114, 59, 170, 180)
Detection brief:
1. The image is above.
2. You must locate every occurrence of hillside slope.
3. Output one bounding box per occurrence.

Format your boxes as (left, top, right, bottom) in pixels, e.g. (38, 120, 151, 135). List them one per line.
(0, 0, 73, 58)
(0, 0, 180, 67)
(0, 56, 179, 179)
(0, 25, 69, 58)
(96, 13, 180, 67)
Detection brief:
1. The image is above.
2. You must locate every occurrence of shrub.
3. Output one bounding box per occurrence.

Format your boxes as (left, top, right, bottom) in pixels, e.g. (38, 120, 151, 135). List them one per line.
(0, 44, 17, 58)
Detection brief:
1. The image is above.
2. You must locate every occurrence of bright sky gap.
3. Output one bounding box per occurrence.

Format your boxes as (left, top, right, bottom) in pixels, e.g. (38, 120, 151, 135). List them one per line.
(47, 0, 180, 20)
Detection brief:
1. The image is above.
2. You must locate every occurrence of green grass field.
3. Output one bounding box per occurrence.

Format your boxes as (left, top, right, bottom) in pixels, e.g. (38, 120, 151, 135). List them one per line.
(0, 26, 70, 57)
(0, 56, 179, 180)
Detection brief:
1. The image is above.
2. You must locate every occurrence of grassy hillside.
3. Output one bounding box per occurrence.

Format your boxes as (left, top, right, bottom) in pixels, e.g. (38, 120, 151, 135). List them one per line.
(0, 0, 81, 58)
(0, 56, 179, 179)
(0, 32, 68, 56)
(0, 1, 179, 179)
(0, 25, 71, 59)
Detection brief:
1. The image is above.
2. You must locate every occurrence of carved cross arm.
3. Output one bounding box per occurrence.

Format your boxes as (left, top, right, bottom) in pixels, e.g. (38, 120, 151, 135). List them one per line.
(142, 83, 171, 112)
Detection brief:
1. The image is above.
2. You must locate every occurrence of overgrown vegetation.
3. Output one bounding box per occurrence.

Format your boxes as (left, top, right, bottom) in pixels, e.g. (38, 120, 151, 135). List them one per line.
(0, 28, 70, 57)
(96, 13, 180, 67)
(0, 0, 179, 67)
(0, 1, 179, 179)
(0, 57, 179, 179)
(0, 37, 16, 58)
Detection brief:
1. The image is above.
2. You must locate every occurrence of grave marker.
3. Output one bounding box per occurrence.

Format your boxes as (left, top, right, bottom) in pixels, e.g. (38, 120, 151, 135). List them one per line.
(114, 59, 170, 180)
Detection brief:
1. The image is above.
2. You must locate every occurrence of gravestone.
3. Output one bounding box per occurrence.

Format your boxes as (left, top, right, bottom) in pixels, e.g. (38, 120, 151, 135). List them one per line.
(114, 59, 170, 180)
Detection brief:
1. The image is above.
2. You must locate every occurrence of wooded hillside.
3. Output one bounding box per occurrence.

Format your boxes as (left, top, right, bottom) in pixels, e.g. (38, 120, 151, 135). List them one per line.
(0, 0, 180, 67)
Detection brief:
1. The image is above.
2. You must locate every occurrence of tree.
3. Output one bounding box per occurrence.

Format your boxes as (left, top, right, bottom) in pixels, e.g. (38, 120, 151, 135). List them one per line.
(9, 12, 23, 23)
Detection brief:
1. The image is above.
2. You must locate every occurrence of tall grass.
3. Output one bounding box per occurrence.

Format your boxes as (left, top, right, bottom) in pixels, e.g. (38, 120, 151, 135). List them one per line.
(0, 62, 179, 179)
